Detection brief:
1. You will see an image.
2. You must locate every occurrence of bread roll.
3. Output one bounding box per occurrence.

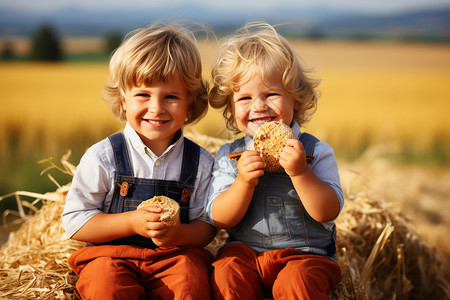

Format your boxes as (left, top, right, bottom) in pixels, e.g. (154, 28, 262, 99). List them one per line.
(137, 195, 180, 222)
(253, 121, 296, 172)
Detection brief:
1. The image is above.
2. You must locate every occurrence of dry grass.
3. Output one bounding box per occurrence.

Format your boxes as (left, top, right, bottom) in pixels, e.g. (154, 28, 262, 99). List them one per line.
(0, 133, 449, 299)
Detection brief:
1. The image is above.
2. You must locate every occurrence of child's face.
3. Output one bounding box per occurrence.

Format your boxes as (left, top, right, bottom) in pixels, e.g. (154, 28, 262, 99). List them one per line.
(232, 70, 296, 137)
(122, 72, 189, 155)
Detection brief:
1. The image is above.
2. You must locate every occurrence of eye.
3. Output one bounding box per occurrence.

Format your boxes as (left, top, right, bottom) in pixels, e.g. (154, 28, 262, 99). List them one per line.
(136, 93, 150, 98)
(165, 94, 181, 101)
(267, 93, 280, 99)
(237, 96, 251, 102)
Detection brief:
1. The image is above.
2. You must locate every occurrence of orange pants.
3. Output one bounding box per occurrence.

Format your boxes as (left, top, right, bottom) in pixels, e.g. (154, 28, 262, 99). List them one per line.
(70, 245, 214, 300)
(211, 243, 341, 300)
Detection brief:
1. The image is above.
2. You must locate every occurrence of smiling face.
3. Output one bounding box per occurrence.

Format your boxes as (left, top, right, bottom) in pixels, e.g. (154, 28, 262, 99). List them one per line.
(232, 70, 297, 137)
(122, 72, 189, 155)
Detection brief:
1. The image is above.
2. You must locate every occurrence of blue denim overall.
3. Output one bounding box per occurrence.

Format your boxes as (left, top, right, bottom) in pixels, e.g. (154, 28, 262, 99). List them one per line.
(87, 132, 200, 249)
(227, 133, 336, 258)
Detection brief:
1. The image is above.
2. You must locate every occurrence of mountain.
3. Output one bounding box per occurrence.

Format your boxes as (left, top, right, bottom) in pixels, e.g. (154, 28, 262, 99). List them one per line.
(0, 4, 449, 40)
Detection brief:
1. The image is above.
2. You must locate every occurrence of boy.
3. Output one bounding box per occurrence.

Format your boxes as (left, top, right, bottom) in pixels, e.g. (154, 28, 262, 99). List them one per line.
(62, 22, 216, 299)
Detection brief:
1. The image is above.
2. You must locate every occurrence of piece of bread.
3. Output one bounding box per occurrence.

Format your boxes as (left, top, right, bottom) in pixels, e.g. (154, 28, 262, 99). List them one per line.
(253, 121, 297, 172)
(137, 196, 180, 222)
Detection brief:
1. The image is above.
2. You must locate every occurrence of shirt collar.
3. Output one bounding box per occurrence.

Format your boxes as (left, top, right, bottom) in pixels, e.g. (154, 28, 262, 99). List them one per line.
(291, 120, 302, 137)
(123, 122, 184, 158)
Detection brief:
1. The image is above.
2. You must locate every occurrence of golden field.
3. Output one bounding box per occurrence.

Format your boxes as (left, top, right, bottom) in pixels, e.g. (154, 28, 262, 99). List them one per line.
(2, 40, 450, 159)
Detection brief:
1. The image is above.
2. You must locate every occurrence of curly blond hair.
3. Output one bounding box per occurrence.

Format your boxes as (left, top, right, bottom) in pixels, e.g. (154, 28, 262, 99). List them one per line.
(210, 22, 320, 133)
(102, 22, 208, 125)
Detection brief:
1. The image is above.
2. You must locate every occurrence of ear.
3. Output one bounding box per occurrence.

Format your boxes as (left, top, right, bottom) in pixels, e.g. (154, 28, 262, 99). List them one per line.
(294, 99, 302, 111)
(121, 97, 127, 111)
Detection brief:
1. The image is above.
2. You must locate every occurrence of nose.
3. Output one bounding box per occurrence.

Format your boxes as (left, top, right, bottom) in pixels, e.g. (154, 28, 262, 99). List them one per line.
(250, 94, 268, 111)
(148, 97, 164, 115)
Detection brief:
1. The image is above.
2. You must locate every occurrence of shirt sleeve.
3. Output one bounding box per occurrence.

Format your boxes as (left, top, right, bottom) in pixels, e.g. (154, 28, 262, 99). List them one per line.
(310, 141, 345, 218)
(206, 143, 236, 223)
(61, 139, 116, 238)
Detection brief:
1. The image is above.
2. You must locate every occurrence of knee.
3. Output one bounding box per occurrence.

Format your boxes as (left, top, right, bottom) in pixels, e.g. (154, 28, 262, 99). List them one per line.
(273, 260, 340, 298)
(77, 257, 144, 299)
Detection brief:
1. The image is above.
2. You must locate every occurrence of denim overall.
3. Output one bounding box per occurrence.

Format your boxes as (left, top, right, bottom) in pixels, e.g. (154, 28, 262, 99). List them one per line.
(227, 133, 336, 258)
(87, 132, 200, 249)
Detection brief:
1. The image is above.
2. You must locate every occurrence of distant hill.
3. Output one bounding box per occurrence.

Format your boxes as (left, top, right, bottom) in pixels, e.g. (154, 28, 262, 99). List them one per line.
(0, 4, 449, 41)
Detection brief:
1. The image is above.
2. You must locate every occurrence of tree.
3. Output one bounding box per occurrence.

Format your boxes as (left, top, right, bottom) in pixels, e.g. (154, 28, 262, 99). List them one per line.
(1, 41, 14, 60)
(104, 32, 123, 56)
(31, 25, 62, 61)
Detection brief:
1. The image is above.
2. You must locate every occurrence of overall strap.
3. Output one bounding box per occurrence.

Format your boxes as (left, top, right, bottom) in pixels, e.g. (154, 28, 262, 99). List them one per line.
(229, 137, 246, 154)
(299, 132, 319, 164)
(108, 133, 134, 177)
(180, 138, 200, 186)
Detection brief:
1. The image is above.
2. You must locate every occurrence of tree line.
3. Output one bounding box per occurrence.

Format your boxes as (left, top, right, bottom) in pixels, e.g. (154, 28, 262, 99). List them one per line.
(1, 25, 122, 61)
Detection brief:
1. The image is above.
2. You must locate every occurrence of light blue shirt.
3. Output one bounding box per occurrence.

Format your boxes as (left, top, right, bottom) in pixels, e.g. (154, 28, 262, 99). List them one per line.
(62, 123, 214, 238)
(206, 122, 344, 231)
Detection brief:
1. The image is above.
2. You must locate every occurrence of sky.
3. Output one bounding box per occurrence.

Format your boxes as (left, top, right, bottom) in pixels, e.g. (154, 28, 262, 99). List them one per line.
(1, 0, 450, 14)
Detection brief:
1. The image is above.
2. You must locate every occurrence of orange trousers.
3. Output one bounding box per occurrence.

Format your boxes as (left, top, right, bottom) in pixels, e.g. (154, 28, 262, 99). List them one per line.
(69, 245, 214, 300)
(211, 243, 341, 300)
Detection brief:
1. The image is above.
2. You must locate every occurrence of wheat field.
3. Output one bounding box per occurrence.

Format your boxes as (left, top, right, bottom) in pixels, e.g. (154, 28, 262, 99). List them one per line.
(2, 40, 449, 159)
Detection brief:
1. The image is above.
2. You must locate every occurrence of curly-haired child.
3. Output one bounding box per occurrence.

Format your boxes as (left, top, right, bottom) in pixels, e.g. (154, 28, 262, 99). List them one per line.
(207, 22, 343, 299)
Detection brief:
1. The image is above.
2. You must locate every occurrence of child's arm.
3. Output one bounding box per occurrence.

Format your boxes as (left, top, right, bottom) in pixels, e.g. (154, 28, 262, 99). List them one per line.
(72, 204, 216, 247)
(71, 205, 166, 243)
(280, 139, 340, 223)
(211, 150, 265, 229)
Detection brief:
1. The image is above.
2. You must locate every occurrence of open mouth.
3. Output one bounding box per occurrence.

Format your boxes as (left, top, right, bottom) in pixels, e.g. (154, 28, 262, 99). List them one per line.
(144, 119, 168, 125)
(249, 117, 275, 126)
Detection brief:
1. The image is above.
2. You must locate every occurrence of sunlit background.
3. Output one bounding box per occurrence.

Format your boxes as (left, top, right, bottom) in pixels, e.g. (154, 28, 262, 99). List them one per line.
(1, 0, 450, 264)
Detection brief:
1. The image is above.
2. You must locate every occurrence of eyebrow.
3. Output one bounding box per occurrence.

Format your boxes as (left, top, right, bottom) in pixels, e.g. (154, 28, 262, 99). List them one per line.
(132, 87, 186, 96)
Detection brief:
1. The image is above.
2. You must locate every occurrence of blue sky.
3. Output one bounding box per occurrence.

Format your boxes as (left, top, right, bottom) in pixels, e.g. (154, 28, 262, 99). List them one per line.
(2, 0, 450, 14)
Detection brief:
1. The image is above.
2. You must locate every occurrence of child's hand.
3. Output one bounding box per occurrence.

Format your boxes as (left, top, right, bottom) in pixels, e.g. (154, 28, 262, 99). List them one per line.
(150, 217, 181, 247)
(236, 150, 265, 187)
(132, 206, 177, 241)
(279, 139, 308, 177)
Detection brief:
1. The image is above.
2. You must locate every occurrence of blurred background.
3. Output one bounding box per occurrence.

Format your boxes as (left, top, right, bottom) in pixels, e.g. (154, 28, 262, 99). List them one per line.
(0, 0, 449, 237)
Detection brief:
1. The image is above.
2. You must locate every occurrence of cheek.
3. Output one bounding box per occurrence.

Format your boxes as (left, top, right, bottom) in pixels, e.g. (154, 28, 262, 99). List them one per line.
(233, 103, 250, 119)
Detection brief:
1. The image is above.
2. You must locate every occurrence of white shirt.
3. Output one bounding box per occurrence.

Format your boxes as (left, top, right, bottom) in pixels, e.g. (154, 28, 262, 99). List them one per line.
(62, 123, 214, 238)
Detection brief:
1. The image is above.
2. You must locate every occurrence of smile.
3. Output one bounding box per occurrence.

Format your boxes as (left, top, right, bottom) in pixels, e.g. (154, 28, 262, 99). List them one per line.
(145, 119, 168, 124)
(249, 117, 274, 125)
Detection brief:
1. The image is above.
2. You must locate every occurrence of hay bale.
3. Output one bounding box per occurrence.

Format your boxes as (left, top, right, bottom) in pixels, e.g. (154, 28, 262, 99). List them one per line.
(0, 184, 84, 299)
(1, 135, 449, 299)
(331, 178, 449, 299)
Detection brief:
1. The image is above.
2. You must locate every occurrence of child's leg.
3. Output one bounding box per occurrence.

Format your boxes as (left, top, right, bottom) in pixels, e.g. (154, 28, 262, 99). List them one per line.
(140, 246, 214, 300)
(211, 243, 265, 300)
(259, 249, 341, 300)
(70, 245, 145, 300)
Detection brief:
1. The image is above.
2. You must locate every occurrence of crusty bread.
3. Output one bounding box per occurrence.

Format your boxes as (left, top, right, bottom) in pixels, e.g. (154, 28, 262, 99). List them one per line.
(137, 196, 180, 222)
(253, 121, 296, 172)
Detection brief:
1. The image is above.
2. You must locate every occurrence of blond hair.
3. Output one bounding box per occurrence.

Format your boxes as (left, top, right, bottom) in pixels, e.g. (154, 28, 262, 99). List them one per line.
(210, 22, 319, 133)
(102, 22, 208, 125)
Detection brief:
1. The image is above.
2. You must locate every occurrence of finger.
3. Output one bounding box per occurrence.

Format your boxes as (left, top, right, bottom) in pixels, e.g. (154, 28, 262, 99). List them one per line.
(140, 211, 163, 223)
(145, 220, 168, 231)
(240, 150, 261, 160)
(141, 206, 163, 213)
(284, 139, 302, 149)
(239, 156, 265, 169)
